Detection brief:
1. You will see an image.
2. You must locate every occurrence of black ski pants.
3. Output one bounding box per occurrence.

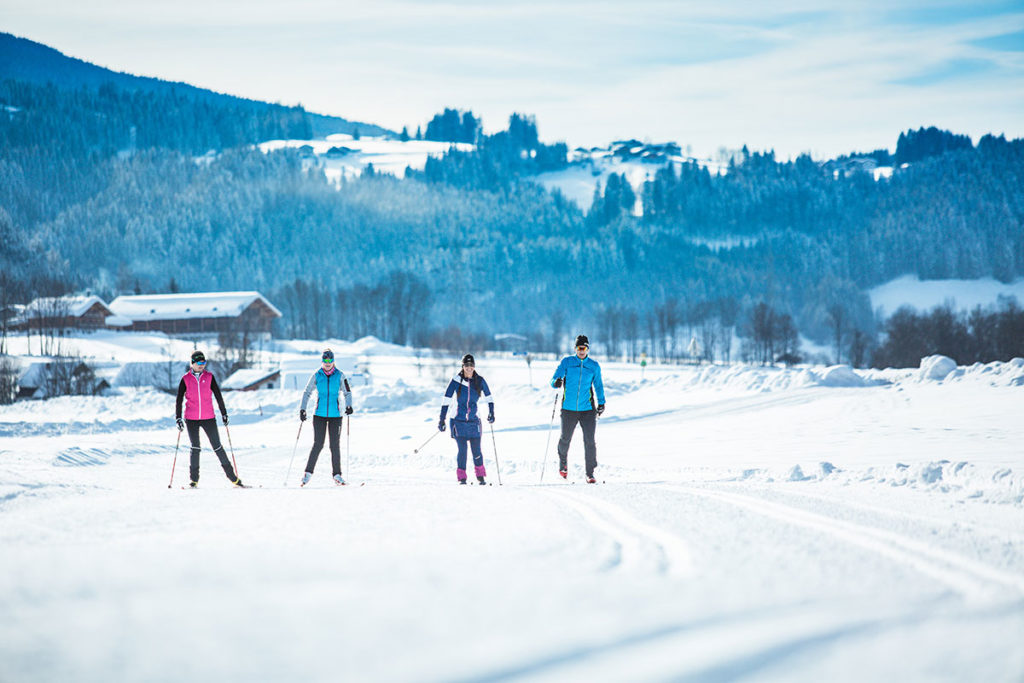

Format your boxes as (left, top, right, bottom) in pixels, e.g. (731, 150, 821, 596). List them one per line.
(306, 415, 343, 476)
(186, 418, 236, 483)
(557, 408, 598, 476)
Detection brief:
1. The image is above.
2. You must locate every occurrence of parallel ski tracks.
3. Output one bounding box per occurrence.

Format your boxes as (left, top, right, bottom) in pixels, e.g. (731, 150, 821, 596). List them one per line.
(660, 484, 1024, 601)
(537, 488, 693, 580)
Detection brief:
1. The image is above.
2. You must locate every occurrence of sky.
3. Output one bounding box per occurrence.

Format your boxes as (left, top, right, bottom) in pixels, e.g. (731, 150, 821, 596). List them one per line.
(4, 0, 1024, 158)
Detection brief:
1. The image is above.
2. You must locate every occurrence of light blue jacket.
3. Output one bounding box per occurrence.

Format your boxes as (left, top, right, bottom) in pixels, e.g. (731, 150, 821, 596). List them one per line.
(301, 367, 353, 418)
(550, 355, 605, 411)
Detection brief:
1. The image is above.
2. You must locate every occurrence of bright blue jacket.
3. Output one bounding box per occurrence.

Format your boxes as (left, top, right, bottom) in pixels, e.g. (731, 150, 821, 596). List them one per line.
(551, 355, 605, 411)
(439, 372, 494, 439)
(300, 367, 353, 418)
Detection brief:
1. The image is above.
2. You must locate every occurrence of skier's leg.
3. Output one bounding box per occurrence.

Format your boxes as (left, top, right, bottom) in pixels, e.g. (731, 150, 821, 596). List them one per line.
(328, 417, 342, 476)
(305, 415, 326, 473)
(456, 438, 468, 482)
(556, 409, 577, 471)
(471, 437, 486, 479)
(186, 420, 202, 483)
(580, 410, 598, 477)
(203, 419, 237, 481)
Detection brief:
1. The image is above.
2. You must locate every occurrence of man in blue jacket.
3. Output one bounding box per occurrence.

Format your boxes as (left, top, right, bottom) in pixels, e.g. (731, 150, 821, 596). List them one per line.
(550, 334, 605, 483)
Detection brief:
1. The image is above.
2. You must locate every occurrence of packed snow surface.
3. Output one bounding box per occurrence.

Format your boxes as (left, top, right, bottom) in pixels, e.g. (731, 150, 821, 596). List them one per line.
(869, 274, 1024, 315)
(1, 337, 1023, 682)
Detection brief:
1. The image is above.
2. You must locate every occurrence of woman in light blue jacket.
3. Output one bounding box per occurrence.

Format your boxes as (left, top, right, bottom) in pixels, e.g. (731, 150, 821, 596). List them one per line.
(299, 348, 353, 486)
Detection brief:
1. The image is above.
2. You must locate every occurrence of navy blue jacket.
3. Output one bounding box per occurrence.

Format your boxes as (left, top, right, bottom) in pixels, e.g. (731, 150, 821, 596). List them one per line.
(439, 371, 494, 439)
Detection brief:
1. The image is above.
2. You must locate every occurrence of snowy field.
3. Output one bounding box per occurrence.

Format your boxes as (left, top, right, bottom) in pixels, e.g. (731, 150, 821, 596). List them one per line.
(869, 274, 1024, 316)
(1, 336, 1023, 682)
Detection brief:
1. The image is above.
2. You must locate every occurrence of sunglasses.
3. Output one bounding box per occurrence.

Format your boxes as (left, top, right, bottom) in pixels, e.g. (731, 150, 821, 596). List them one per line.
(194, 360, 207, 365)
(576, 345, 588, 350)
(322, 357, 334, 363)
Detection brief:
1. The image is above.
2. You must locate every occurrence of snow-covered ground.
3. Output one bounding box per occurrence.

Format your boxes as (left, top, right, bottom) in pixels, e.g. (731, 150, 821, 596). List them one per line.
(869, 274, 1024, 315)
(258, 134, 473, 181)
(1, 337, 1023, 681)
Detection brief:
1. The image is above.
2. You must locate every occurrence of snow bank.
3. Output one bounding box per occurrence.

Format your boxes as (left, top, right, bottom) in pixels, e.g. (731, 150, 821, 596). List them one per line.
(913, 356, 1024, 386)
(918, 355, 957, 381)
(684, 363, 875, 393)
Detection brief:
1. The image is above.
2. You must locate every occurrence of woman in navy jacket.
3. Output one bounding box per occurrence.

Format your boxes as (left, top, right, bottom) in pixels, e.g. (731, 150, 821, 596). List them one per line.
(438, 354, 495, 484)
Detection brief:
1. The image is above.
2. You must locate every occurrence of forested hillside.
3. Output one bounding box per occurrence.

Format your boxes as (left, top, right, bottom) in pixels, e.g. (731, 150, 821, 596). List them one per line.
(2, 35, 1023, 365)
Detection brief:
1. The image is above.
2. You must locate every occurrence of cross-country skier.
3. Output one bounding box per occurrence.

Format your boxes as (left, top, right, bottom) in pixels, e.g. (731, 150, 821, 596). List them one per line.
(298, 348, 353, 486)
(550, 335, 605, 483)
(175, 350, 244, 488)
(438, 354, 495, 484)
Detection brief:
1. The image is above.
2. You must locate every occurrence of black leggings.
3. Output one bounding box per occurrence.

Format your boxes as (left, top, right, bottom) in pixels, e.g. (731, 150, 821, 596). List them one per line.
(557, 409, 598, 476)
(186, 418, 236, 483)
(306, 415, 343, 476)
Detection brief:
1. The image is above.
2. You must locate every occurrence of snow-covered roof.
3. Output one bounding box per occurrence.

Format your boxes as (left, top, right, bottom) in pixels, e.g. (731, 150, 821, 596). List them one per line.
(105, 314, 133, 327)
(22, 295, 111, 319)
(222, 367, 281, 390)
(109, 292, 282, 321)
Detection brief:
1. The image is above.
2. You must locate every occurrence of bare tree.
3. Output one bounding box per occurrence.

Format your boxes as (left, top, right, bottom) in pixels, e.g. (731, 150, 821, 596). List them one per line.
(0, 355, 18, 404)
(827, 303, 847, 365)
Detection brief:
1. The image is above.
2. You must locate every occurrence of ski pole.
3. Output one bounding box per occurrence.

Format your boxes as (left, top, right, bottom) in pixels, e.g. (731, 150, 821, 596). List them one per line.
(168, 429, 182, 488)
(539, 392, 560, 483)
(284, 422, 303, 486)
(224, 423, 239, 477)
(413, 429, 441, 454)
(489, 421, 502, 486)
(346, 414, 351, 479)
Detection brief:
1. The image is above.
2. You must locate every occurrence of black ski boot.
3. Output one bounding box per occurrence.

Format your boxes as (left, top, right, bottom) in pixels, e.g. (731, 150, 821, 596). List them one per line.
(477, 476, 487, 485)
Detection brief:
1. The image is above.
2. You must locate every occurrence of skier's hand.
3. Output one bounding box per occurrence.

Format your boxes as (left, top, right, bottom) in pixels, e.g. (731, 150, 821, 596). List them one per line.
(176, 417, 184, 431)
(221, 413, 229, 426)
(299, 409, 307, 422)
(487, 408, 495, 424)
(597, 404, 605, 416)
(345, 406, 353, 415)
(553, 377, 564, 388)
(438, 418, 446, 432)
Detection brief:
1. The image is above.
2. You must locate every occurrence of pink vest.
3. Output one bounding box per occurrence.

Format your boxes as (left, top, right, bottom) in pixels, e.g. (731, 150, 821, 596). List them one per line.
(182, 371, 215, 420)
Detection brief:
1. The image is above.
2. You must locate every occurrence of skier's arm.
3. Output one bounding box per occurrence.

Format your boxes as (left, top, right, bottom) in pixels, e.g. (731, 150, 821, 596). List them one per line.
(210, 375, 227, 417)
(300, 372, 317, 412)
(593, 362, 605, 405)
(550, 358, 567, 387)
(439, 379, 457, 421)
(175, 378, 186, 419)
(482, 377, 495, 421)
(340, 373, 353, 411)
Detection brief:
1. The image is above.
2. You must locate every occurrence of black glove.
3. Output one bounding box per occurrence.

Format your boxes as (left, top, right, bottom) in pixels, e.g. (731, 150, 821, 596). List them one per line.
(176, 417, 184, 432)
(597, 404, 605, 416)
(487, 406, 495, 423)
(345, 406, 353, 415)
(221, 413, 229, 426)
(299, 409, 307, 422)
(438, 418, 446, 432)
(553, 377, 564, 388)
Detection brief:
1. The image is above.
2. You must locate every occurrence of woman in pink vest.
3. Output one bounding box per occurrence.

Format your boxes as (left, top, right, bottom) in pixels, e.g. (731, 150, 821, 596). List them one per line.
(174, 350, 244, 488)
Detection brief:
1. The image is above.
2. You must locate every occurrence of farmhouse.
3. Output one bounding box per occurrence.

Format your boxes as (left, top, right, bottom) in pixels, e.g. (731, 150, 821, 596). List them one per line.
(14, 295, 123, 330)
(108, 292, 282, 335)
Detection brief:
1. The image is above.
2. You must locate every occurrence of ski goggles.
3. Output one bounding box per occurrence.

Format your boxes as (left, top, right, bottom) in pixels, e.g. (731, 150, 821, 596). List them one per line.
(576, 344, 589, 350)
(194, 359, 207, 365)
(322, 356, 334, 363)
